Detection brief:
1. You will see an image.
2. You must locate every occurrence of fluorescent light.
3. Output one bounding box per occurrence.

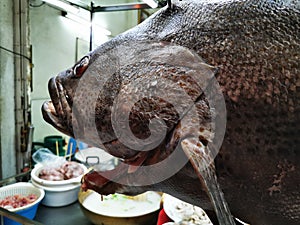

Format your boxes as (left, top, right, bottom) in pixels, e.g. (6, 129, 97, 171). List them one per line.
(142, 0, 158, 8)
(43, 0, 79, 14)
(64, 13, 112, 36)
(65, 13, 90, 26)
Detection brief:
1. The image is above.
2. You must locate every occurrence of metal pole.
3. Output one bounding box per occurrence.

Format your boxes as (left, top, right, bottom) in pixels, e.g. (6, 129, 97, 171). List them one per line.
(89, 2, 94, 51)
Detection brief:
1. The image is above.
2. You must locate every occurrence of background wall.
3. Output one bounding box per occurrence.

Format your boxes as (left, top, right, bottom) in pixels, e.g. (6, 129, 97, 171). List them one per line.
(29, 0, 139, 144)
(0, 0, 17, 177)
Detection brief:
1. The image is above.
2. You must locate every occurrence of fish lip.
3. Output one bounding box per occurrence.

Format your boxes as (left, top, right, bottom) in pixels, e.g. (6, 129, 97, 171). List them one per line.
(41, 77, 74, 137)
(81, 151, 150, 194)
(41, 101, 70, 135)
(122, 151, 148, 164)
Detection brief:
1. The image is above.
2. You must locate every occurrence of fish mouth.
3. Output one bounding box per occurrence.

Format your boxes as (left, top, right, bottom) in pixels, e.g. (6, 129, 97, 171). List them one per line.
(42, 77, 74, 137)
(81, 151, 151, 195)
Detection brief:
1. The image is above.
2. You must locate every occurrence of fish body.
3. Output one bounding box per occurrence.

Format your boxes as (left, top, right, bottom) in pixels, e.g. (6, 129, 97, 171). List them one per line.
(42, 0, 300, 224)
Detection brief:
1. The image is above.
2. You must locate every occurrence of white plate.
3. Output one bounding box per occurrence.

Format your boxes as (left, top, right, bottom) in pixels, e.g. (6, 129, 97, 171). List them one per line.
(163, 194, 213, 224)
(75, 147, 114, 164)
(81, 191, 162, 217)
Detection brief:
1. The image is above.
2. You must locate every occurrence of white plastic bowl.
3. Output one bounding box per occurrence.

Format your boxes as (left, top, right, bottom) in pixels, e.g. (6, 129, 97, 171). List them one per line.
(31, 180, 80, 207)
(30, 162, 87, 207)
(30, 163, 87, 187)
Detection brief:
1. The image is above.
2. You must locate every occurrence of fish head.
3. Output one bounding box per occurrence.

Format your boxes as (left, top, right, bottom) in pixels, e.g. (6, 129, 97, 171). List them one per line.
(42, 54, 91, 138)
(42, 40, 223, 196)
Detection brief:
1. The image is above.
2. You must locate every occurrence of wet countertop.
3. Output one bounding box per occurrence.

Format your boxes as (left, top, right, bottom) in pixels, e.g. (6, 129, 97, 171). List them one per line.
(35, 201, 93, 225)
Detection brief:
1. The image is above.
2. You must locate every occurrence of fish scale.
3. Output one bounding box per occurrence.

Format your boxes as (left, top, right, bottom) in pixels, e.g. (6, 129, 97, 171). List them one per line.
(42, 1, 300, 224)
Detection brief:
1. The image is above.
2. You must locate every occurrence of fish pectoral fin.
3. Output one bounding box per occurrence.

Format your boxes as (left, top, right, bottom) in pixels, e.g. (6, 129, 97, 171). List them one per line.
(181, 138, 236, 225)
(181, 137, 214, 172)
(180, 137, 214, 191)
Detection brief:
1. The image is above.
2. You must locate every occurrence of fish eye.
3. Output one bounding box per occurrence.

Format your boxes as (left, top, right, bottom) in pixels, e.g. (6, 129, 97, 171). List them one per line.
(74, 56, 90, 78)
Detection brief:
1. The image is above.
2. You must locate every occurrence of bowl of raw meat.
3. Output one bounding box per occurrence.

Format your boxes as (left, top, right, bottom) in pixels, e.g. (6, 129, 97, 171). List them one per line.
(0, 182, 45, 225)
(30, 161, 87, 207)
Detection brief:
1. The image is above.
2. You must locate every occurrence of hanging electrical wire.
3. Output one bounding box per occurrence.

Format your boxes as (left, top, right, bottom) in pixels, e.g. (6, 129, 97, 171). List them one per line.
(0, 45, 31, 62)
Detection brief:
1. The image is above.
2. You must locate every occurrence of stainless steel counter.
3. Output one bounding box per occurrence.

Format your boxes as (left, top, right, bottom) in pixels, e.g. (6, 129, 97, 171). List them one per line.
(34, 202, 93, 225)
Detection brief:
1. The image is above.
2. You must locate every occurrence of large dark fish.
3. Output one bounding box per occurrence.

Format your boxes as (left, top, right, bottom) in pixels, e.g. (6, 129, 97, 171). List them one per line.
(42, 0, 300, 224)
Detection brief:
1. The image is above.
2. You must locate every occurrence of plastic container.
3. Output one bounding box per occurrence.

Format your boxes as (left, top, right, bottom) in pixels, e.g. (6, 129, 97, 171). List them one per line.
(43, 135, 66, 155)
(30, 163, 85, 187)
(30, 163, 87, 207)
(30, 180, 81, 207)
(0, 182, 45, 225)
(74, 147, 116, 170)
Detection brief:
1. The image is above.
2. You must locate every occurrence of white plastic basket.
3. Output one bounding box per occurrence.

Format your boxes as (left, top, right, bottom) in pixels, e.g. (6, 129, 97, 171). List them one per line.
(0, 182, 45, 212)
(30, 163, 87, 187)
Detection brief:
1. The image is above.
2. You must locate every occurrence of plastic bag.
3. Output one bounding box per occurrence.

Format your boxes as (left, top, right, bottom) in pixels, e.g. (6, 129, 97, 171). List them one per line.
(32, 148, 66, 168)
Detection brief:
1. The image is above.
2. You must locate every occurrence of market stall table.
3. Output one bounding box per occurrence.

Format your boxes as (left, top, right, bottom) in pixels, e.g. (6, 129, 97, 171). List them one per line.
(35, 201, 92, 225)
